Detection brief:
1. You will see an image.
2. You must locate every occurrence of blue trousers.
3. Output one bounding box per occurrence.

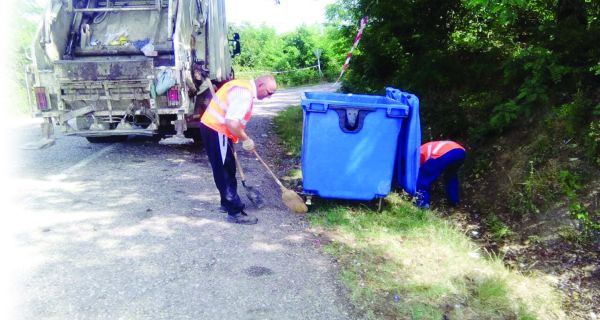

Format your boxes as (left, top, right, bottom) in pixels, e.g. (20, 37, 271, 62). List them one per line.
(416, 149, 465, 208)
(199, 123, 244, 215)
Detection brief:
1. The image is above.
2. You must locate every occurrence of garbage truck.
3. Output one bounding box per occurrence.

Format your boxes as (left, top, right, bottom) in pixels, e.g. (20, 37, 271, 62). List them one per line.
(26, 0, 238, 144)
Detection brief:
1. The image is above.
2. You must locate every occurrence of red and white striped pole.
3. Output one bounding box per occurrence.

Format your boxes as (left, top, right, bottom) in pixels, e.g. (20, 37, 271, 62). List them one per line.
(334, 16, 368, 85)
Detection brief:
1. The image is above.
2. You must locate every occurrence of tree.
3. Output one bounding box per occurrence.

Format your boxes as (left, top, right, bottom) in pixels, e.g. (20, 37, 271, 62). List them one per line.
(229, 23, 334, 86)
(7, 0, 44, 115)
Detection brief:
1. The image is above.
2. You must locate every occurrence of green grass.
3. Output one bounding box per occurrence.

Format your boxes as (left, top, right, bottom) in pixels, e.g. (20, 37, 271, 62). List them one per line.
(309, 196, 565, 319)
(273, 105, 304, 157)
(485, 214, 514, 241)
(273, 107, 567, 319)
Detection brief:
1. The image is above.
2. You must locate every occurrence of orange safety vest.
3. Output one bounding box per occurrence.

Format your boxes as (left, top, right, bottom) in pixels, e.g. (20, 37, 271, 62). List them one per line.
(200, 79, 254, 143)
(420, 141, 465, 165)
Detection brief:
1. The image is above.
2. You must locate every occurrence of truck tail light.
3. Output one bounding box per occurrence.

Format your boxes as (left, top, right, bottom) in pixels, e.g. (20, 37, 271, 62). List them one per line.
(167, 86, 179, 107)
(34, 87, 48, 110)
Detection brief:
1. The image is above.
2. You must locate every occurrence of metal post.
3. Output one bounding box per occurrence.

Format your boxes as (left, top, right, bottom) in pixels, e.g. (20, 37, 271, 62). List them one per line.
(103, 81, 113, 124)
(167, 0, 175, 40)
(23, 66, 34, 116)
(314, 48, 323, 78)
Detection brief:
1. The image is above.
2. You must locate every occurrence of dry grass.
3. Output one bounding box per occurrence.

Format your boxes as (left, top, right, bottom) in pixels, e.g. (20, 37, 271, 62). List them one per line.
(310, 194, 566, 319)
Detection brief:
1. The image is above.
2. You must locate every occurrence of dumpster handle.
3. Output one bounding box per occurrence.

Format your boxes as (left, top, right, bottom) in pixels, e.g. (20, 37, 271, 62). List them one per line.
(304, 103, 328, 113)
(386, 106, 409, 118)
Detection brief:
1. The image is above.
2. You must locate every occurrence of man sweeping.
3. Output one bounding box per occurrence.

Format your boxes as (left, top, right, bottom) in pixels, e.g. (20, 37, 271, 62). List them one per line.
(416, 141, 466, 208)
(199, 75, 277, 225)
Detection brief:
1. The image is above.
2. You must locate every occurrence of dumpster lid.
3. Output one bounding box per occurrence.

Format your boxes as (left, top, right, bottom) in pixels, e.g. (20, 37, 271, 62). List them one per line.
(302, 91, 408, 115)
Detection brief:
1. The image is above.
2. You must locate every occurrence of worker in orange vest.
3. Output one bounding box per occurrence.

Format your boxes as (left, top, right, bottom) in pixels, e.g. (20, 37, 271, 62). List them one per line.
(199, 74, 277, 224)
(417, 141, 466, 208)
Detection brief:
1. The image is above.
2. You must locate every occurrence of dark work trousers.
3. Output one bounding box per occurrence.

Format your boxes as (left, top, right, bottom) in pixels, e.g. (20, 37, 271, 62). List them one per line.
(416, 148, 466, 208)
(199, 122, 244, 215)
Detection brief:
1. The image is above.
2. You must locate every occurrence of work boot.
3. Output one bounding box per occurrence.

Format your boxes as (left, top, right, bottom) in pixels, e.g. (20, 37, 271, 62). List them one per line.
(220, 206, 248, 215)
(226, 211, 257, 225)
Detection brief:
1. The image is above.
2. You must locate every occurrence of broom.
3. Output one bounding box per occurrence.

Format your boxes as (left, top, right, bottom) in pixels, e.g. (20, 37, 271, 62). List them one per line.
(252, 150, 308, 214)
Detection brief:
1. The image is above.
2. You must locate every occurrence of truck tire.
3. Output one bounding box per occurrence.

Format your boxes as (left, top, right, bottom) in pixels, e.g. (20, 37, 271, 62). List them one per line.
(184, 128, 203, 146)
(86, 136, 128, 143)
(150, 134, 164, 143)
(192, 136, 203, 146)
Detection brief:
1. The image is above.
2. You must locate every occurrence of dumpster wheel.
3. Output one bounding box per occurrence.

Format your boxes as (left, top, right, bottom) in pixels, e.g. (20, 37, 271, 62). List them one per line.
(297, 192, 313, 206)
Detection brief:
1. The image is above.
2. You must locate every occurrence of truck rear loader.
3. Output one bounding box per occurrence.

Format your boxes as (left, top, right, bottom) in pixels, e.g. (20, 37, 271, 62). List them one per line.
(26, 0, 238, 145)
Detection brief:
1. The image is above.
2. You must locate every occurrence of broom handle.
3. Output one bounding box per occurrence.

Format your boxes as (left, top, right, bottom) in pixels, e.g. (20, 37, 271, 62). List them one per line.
(252, 150, 286, 190)
(204, 77, 217, 96)
(233, 149, 247, 182)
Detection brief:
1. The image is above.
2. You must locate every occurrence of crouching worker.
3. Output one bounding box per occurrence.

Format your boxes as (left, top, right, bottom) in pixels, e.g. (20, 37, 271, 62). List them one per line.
(199, 75, 277, 224)
(416, 141, 466, 208)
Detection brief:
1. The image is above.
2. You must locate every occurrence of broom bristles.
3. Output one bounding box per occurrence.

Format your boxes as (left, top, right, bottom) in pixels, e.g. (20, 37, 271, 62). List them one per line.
(282, 188, 308, 213)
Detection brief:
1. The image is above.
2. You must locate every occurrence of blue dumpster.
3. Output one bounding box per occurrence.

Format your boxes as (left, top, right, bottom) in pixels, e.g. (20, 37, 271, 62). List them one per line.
(301, 89, 420, 200)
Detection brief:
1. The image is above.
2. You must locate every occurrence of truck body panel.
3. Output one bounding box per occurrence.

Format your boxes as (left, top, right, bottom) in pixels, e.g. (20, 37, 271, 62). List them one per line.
(28, 0, 234, 142)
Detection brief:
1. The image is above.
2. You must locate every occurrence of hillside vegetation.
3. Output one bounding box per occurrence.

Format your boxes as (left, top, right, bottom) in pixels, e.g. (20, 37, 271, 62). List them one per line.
(304, 1, 597, 317)
(321, 2, 599, 315)
(327, 0, 599, 238)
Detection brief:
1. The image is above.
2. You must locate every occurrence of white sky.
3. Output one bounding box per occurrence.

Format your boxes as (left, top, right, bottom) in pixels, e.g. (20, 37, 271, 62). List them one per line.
(27, 0, 335, 33)
(225, 0, 335, 32)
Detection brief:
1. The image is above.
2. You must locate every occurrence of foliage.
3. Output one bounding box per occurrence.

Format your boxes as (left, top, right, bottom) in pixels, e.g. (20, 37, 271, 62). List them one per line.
(229, 24, 337, 86)
(328, 0, 599, 141)
(484, 213, 513, 241)
(506, 158, 599, 240)
(558, 170, 600, 237)
(9, 0, 43, 115)
(568, 203, 600, 238)
(583, 102, 600, 164)
(507, 160, 559, 216)
(585, 120, 600, 165)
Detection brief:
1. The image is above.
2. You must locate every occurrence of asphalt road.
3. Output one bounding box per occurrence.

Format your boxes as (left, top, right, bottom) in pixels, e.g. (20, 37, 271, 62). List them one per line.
(3, 83, 358, 319)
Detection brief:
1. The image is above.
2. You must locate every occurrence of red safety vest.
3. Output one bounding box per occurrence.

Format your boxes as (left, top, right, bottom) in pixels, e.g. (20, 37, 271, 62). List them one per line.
(200, 80, 254, 143)
(420, 141, 465, 165)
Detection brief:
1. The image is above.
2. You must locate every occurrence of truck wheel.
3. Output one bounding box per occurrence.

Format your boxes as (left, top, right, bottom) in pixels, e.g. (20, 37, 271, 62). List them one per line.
(184, 128, 203, 146)
(192, 136, 203, 146)
(86, 136, 128, 143)
(150, 134, 164, 143)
